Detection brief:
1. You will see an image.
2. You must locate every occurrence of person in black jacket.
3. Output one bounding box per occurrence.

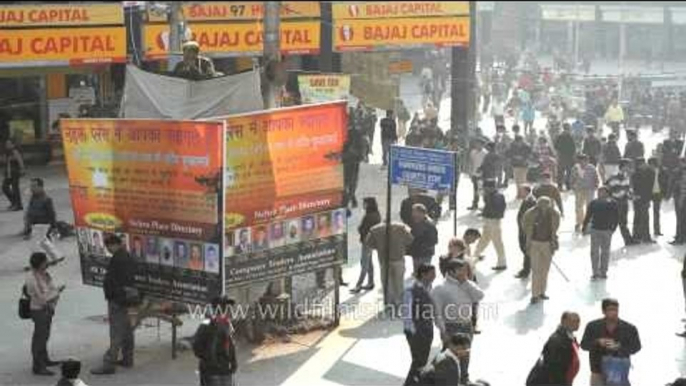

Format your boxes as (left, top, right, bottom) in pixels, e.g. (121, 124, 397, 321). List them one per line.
(583, 187, 619, 280)
(515, 185, 538, 279)
(580, 298, 641, 386)
(343, 126, 364, 209)
(582, 127, 602, 166)
(400, 189, 441, 226)
(624, 130, 645, 161)
(554, 124, 577, 191)
(23, 178, 56, 238)
(193, 296, 238, 386)
(91, 234, 137, 375)
(402, 264, 436, 386)
(473, 179, 507, 270)
(648, 157, 669, 237)
(631, 158, 656, 244)
(408, 204, 438, 273)
(380, 110, 398, 167)
(528, 312, 581, 386)
(351, 197, 381, 293)
(480, 142, 500, 181)
(3, 138, 25, 211)
(600, 133, 622, 180)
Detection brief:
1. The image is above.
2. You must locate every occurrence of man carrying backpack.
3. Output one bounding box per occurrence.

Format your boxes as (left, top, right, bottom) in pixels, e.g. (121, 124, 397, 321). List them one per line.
(193, 296, 238, 386)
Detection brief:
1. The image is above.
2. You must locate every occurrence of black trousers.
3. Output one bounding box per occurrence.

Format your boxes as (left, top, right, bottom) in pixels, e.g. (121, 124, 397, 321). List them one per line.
(31, 308, 54, 370)
(518, 230, 531, 273)
(343, 162, 360, 207)
(470, 176, 480, 208)
(632, 199, 651, 242)
(557, 163, 574, 191)
(677, 201, 686, 242)
(618, 200, 634, 245)
(404, 329, 433, 386)
(652, 194, 662, 235)
(2, 175, 22, 208)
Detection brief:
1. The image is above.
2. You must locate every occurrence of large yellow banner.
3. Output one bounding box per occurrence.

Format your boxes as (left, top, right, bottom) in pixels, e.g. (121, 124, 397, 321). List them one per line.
(144, 21, 320, 58)
(148, 1, 320, 22)
(333, 1, 468, 19)
(0, 3, 123, 27)
(334, 17, 470, 52)
(0, 27, 127, 66)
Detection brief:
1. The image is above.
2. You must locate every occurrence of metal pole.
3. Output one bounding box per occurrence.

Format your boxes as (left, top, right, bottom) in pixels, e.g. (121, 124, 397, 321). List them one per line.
(574, 3, 580, 70)
(383, 147, 393, 309)
(264, 1, 281, 109)
(168, 2, 182, 69)
(453, 152, 458, 237)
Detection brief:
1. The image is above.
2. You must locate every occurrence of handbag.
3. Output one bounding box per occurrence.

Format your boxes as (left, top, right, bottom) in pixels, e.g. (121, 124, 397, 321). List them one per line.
(18, 285, 31, 320)
(123, 286, 142, 307)
(601, 355, 631, 386)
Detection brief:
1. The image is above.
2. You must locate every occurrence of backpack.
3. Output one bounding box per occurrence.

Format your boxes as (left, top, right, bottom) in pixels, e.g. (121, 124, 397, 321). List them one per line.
(18, 285, 31, 320)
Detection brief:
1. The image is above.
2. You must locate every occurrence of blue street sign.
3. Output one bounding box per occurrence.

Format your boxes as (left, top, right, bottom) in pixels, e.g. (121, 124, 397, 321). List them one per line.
(390, 145, 456, 192)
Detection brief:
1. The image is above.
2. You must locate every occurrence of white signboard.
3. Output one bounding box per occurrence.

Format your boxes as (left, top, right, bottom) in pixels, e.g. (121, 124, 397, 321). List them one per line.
(541, 4, 595, 22)
(601, 5, 664, 24)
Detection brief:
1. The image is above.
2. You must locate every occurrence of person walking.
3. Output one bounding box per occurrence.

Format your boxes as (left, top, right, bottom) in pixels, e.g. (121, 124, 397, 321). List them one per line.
(523, 197, 560, 304)
(193, 296, 238, 386)
(533, 172, 565, 217)
(351, 198, 381, 294)
(342, 126, 364, 209)
(580, 299, 641, 386)
(3, 138, 25, 211)
(401, 264, 436, 386)
(582, 187, 619, 280)
(431, 259, 484, 385)
(600, 133, 622, 180)
(400, 188, 441, 226)
(583, 127, 603, 166)
(396, 99, 411, 141)
(606, 159, 636, 246)
(555, 123, 577, 191)
(25, 252, 65, 376)
(365, 222, 413, 309)
(22, 178, 64, 262)
(380, 110, 398, 167)
(631, 158, 656, 244)
(527, 312, 581, 386)
(516, 186, 538, 279)
(508, 134, 532, 199)
(91, 234, 137, 375)
(473, 179, 507, 271)
(624, 130, 645, 161)
(572, 154, 600, 233)
(467, 140, 487, 210)
(408, 204, 438, 273)
(648, 157, 668, 237)
(494, 125, 512, 188)
(604, 98, 624, 137)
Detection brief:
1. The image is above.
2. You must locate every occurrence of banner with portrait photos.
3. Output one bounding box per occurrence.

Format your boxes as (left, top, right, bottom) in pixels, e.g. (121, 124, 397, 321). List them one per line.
(216, 102, 348, 287)
(61, 119, 225, 304)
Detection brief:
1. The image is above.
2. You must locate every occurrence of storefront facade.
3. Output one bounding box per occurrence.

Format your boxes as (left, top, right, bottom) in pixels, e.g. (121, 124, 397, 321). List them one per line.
(0, 3, 127, 147)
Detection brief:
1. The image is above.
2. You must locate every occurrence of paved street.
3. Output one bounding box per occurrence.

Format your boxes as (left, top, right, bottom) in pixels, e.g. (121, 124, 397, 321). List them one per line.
(2, 70, 686, 386)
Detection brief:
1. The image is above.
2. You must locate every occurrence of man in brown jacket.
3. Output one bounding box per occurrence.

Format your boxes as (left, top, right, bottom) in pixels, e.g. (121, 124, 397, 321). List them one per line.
(365, 222, 413, 309)
(523, 197, 561, 304)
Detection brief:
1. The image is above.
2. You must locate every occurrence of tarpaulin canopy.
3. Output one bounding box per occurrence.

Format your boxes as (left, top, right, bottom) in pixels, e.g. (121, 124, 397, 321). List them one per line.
(120, 65, 264, 119)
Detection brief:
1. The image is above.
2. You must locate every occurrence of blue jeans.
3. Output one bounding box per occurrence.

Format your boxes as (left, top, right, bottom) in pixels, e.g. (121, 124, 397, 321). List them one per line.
(355, 244, 374, 288)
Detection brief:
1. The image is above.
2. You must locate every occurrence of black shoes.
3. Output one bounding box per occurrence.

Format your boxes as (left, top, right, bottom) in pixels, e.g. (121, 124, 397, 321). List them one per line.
(515, 271, 530, 279)
(116, 359, 133, 368)
(33, 368, 54, 376)
(491, 266, 507, 271)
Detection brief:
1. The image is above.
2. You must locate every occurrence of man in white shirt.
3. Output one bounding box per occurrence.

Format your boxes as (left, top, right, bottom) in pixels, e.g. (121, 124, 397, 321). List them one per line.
(468, 140, 487, 210)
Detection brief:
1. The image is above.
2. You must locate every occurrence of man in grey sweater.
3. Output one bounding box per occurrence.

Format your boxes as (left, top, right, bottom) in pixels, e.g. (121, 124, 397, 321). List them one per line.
(430, 259, 485, 384)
